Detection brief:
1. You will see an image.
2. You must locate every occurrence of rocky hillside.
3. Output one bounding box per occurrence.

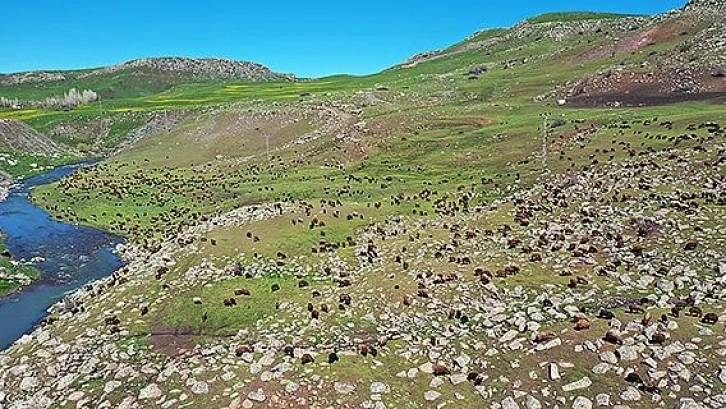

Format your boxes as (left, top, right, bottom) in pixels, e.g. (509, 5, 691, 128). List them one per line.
(0, 1, 725, 408)
(0, 58, 293, 86)
(0, 57, 294, 102)
(0, 120, 70, 156)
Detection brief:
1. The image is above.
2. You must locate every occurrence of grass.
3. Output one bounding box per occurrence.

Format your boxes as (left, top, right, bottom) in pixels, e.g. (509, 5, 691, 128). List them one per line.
(0, 240, 40, 297)
(0, 150, 78, 179)
(1, 9, 725, 408)
(527, 12, 641, 24)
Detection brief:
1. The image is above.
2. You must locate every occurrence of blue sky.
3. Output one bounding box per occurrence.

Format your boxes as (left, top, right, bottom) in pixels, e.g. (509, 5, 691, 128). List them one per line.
(0, 0, 685, 78)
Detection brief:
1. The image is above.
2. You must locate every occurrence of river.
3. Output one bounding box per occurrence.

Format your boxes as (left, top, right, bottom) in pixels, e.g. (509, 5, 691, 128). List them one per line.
(0, 163, 125, 350)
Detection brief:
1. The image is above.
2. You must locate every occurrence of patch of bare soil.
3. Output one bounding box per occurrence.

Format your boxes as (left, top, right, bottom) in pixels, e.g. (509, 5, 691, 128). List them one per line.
(574, 18, 691, 63)
(150, 322, 197, 358)
(567, 71, 726, 107)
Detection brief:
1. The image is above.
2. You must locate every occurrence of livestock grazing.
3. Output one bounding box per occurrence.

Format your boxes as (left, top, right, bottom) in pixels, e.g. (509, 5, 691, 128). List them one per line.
(598, 309, 615, 319)
(625, 372, 643, 384)
(684, 239, 699, 251)
(223, 298, 237, 307)
(574, 318, 590, 331)
(235, 345, 253, 356)
(701, 312, 719, 325)
(433, 364, 451, 376)
(328, 352, 339, 364)
(234, 288, 250, 296)
(628, 304, 645, 314)
(603, 330, 623, 345)
(533, 331, 557, 343)
(688, 306, 703, 317)
(301, 353, 315, 365)
(650, 332, 667, 345)
(642, 311, 654, 326)
(359, 345, 369, 356)
(339, 293, 352, 306)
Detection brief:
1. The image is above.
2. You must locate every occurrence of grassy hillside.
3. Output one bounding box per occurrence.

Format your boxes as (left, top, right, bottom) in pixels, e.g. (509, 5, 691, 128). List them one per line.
(1, 3, 726, 408)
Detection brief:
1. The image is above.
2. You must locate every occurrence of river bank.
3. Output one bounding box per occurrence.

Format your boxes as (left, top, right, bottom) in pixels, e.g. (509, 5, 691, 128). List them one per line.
(0, 162, 125, 350)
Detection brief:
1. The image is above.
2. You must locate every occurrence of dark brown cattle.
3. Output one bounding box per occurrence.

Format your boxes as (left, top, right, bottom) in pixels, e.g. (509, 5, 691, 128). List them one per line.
(235, 345, 253, 356)
(701, 312, 719, 325)
(301, 353, 314, 365)
(433, 364, 450, 376)
(603, 330, 623, 345)
(574, 318, 590, 331)
(234, 288, 250, 296)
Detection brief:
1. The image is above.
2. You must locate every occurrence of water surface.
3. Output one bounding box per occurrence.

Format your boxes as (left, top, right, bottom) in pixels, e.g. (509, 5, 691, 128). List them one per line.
(0, 163, 124, 350)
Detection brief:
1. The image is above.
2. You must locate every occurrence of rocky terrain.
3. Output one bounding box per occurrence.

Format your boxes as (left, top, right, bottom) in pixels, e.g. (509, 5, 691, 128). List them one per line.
(0, 58, 293, 87)
(0, 1, 725, 408)
(0, 120, 70, 156)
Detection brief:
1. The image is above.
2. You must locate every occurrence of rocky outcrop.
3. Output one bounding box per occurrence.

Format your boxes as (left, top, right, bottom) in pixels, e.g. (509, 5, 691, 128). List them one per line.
(0, 57, 294, 86)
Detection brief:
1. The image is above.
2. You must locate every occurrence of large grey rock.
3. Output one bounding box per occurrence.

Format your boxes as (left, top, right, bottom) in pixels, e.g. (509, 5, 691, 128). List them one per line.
(620, 386, 641, 401)
(424, 391, 441, 401)
(139, 384, 163, 400)
(525, 395, 542, 409)
(370, 382, 390, 394)
(563, 377, 592, 392)
(502, 396, 520, 409)
(248, 389, 266, 402)
(674, 398, 704, 409)
(573, 396, 593, 409)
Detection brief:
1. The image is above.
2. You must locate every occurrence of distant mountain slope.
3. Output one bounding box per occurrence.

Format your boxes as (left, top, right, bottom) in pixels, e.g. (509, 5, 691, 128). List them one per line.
(0, 57, 294, 100)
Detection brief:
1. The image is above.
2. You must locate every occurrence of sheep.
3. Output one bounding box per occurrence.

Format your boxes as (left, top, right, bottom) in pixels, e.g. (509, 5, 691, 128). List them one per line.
(688, 306, 703, 317)
(235, 345, 253, 356)
(650, 332, 667, 345)
(625, 372, 643, 384)
(533, 332, 557, 344)
(433, 364, 451, 376)
(701, 312, 719, 325)
(574, 318, 591, 331)
(603, 330, 623, 345)
(328, 352, 339, 364)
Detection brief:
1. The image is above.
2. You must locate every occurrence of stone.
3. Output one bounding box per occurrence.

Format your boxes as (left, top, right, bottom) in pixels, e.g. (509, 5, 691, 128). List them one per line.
(599, 351, 618, 364)
(191, 381, 209, 394)
(719, 367, 726, 384)
(139, 384, 163, 400)
(620, 386, 641, 401)
(424, 391, 441, 401)
(563, 377, 592, 392)
(595, 394, 610, 407)
(617, 346, 639, 361)
(370, 382, 390, 394)
(19, 376, 38, 392)
(674, 398, 703, 409)
(525, 395, 541, 409)
(104, 380, 121, 394)
(334, 382, 356, 394)
(573, 396, 593, 409)
(549, 363, 561, 380)
(248, 388, 266, 402)
(502, 396, 520, 409)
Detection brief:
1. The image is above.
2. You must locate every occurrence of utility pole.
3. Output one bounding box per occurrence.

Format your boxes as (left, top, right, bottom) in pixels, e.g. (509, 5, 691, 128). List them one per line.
(541, 112, 550, 174)
(265, 133, 270, 164)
